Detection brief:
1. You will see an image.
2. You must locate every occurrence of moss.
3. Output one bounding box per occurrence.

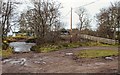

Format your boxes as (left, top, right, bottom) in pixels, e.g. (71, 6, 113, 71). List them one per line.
(76, 49, 118, 58)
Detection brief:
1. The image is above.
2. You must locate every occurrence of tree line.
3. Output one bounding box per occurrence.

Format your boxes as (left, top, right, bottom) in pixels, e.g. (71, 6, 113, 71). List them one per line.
(76, 1, 120, 40)
(96, 2, 120, 40)
(19, 0, 62, 44)
(1, 0, 120, 45)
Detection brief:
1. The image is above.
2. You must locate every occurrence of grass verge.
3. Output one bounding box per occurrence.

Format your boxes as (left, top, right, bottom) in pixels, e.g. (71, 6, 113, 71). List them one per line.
(76, 49, 118, 58)
(0, 47, 13, 59)
(31, 42, 117, 53)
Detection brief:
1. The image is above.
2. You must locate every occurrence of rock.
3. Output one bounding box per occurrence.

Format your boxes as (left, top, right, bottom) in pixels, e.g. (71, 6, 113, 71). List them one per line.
(87, 64, 92, 67)
(95, 62, 105, 66)
(34, 61, 41, 64)
(10, 60, 21, 65)
(65, 53, 73, 56)
(105, 57, 113, 60)
(20, 58, 26, 62)
(20, 61, 26, 66)
(34, 60, 46, 64)
(19, 58, 26, 66)
(42, 61, 46, 64)
(3, 59, 12, 64)
(33, 54, 40, 58)
(23, 63, 28, 66)
(9, 58, 27, 66)
(39, 58, 43, 61)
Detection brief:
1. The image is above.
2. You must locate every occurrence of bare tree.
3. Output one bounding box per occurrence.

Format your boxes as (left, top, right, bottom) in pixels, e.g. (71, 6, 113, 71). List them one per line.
(96, 8, 112, 38)
(19, 0, 62, 44)
(75, 7, 91, 33)
(96, 1, 120, 40)
(1, 0, 13, 38)
(110, 2, 119, 40)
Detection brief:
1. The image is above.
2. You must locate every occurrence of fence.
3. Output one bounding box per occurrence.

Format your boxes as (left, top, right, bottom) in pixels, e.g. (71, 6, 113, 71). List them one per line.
(79, 34, 118, 44)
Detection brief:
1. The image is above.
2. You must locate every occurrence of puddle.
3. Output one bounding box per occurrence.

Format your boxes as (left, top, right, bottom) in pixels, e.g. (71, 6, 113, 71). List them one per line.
(9, 42, 36, 52)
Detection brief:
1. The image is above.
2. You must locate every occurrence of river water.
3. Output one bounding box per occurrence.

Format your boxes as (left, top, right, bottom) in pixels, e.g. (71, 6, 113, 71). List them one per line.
(9, 42, 36, 52)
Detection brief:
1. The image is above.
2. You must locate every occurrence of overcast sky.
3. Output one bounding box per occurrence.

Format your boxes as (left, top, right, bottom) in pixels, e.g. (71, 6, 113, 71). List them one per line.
(16, 0, 119, 30)
(58, 0, 119, 29)
(6, 0, 120, 33)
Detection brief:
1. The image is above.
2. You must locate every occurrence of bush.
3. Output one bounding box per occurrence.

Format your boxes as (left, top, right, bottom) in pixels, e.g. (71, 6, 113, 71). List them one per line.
(26, 38, 36, 43)
(30, 45, 41, 52)
(1, 47, 13, 59)
(6, 37, 17, 42)
(2, 40, 9, 50)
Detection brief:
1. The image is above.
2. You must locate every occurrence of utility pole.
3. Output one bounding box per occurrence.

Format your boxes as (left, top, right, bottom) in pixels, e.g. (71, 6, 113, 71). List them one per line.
(70, 7, 73, 31)
(70, 7, 73, 43)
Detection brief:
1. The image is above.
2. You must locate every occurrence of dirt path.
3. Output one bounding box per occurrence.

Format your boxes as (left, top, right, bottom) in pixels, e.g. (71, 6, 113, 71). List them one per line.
(1, 46, 118, 73)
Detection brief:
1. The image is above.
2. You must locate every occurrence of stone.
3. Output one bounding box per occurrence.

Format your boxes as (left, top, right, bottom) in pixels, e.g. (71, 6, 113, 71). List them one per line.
(105, 57, 113, 60)
(20, 58, 26, 62)
(95, 62, 105, 66)
(3, 59, 12, 64)
(39, 58, 43, 61)
(34, 61, 41, 64)
(65, 53, 73, 56)
(9, 58, 27, 66)
(23, 63, 28, 66)
(20, 61, 26, 66)
(87, 64, 92, 67)
(10, 60, 21, 65)
(42, 61, 46, 64)
(20, 58, 27, 66)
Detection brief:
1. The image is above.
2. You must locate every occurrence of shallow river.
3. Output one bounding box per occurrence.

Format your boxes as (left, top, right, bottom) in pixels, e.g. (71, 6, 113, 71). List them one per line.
(9, 42, 36, 52)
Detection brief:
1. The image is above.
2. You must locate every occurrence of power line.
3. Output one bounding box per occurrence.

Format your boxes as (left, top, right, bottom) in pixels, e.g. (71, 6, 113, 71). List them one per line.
(61, 0, 101, 18)
(60, 10, 71, 18)
(73, 0, 101, 9)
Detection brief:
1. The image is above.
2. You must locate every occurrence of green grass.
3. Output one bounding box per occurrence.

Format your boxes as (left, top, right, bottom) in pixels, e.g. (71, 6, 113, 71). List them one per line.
(40, 46, 59, 53)
(76, 49, 118, 58)
(0, 47, 13, 58)
(31, 42, 118, 53)
(31, 45, 60, 53)
(31, 43, 81, 53)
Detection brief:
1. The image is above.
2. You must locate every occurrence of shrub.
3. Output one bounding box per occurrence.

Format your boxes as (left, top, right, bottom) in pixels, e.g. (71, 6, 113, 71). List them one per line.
(30, 45, 41, 52)
(2, 40, 9, 50)
(6, 37, 17, 42)
(1, 47, 13, 59)
(26, 38, 36, 43)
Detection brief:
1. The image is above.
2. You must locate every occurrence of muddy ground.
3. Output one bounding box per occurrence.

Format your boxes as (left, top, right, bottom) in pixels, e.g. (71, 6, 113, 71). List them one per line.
(1, 46, 118, 73)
